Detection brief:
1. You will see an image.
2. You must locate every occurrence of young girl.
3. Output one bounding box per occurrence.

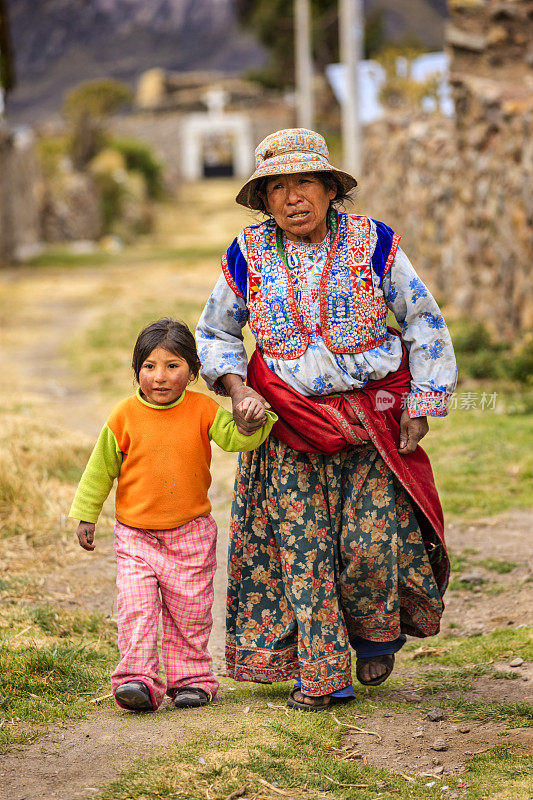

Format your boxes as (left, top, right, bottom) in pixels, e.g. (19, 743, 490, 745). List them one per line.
(70, 318, 276, 712)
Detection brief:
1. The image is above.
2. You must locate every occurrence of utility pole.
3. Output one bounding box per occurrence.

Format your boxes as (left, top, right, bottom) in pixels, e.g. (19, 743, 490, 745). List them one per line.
(295, 0, 314, 129)
(339, 0, 363, 175)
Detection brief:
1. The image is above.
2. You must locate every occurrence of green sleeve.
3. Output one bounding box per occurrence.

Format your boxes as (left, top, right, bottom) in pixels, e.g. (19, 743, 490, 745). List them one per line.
(208, 407, 278, 453)
(69, 424, 123, 523)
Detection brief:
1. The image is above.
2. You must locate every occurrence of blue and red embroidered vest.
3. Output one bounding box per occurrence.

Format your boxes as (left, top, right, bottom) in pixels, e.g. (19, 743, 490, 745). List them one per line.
(221, 213, 400, 361)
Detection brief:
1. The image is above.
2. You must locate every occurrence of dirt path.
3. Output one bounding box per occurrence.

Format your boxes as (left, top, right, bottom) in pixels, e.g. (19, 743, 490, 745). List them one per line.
(0, 248, 237, 800)
(1, 187, 531, 799)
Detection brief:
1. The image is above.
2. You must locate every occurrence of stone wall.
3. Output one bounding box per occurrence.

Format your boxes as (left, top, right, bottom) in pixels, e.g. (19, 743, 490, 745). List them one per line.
(40, 171, 102, 243)
(360, 114, 463, 306)
(448, 0, 533, 335)
(0, 127, 41, 263)
(359, 0, 533, 338)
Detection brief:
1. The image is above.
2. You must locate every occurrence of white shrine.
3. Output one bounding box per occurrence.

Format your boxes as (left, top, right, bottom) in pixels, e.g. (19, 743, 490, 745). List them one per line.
(180, 88, 254, 181)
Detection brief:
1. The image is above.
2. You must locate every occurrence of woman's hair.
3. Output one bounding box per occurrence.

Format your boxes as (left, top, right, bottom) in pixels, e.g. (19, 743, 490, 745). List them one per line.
(253, 171, 355, 216)
(132, 318, 201, 381)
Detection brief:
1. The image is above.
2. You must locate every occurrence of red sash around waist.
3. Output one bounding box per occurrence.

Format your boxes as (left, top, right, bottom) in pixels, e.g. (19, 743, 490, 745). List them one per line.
(247, 341, 449, 595)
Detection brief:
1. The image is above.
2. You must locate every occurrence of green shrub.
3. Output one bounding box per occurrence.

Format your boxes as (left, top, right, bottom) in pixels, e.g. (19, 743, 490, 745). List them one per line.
(97, 172, 125, 233)
(108, 137, 163, 198)
(450, 319, 496, 355)
(462, 349, 504, 380)
(63, 79, 132, 122)
(36, 135, 70, 178)
(63, 80, 133, 169)
(507, 339, 533, 384)
(449, 319, 511, 380)
(449, 320, 533, 384)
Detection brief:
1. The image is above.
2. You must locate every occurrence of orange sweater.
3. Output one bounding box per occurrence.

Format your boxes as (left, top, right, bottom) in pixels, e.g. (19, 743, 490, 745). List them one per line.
(110, 391, 217, 528)
(69, 389, 276, 529)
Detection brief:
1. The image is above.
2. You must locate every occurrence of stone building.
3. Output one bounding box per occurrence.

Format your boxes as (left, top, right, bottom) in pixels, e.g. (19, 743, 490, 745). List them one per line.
(112, 71, 293, 188)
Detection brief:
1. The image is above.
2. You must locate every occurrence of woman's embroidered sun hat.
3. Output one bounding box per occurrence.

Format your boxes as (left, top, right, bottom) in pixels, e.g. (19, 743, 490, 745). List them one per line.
(236, 128, 357, 210)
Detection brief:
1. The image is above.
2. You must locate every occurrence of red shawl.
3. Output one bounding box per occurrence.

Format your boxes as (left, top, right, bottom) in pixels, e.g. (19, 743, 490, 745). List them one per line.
(247, 345, 449, 595)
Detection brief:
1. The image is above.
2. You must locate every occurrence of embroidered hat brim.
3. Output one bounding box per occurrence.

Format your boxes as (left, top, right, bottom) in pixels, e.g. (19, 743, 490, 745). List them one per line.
(236, 150, 357, 210)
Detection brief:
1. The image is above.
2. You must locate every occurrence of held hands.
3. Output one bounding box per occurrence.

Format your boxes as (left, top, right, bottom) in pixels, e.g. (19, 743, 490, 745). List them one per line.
(76, 521, 96, 551)
(398, 410, 429, 455)
(221, 374, 270, 435)
(231, 385, 270, 436)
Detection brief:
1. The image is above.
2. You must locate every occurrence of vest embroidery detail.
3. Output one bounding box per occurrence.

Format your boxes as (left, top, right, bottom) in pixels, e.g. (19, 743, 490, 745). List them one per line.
(243, 214, 388, 360)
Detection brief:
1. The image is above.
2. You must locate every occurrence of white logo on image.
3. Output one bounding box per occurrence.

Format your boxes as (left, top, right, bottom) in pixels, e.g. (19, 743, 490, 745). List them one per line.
(375, 390, 395, 411)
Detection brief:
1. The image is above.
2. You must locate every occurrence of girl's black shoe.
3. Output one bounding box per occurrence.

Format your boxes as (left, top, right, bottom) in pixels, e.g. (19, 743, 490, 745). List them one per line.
(115, 680, 153, 711)
(173, 687, 211, 708)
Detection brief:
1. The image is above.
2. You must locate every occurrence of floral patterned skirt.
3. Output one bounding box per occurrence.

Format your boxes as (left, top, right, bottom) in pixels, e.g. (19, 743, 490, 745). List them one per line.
(226, 437, 443, 696)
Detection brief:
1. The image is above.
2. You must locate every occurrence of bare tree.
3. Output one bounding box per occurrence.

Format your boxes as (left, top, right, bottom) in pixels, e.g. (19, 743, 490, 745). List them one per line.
(0, 0, 16, 96)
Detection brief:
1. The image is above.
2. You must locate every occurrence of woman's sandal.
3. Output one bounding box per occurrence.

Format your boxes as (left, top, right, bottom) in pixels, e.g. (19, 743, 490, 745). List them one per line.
(173, 687, 211, 708)
(287, 688, 353, 712)
(356, 654, 395, 686)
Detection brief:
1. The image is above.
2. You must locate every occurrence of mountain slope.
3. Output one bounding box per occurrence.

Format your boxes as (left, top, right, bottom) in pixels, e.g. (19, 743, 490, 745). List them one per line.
(7, 0, 265, 121)
(6, 0, 448, 123)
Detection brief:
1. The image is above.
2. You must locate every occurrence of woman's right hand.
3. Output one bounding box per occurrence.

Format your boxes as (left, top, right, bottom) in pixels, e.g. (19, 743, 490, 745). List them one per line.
(76, 521, 96, 551)
(222, 375, 269, 435)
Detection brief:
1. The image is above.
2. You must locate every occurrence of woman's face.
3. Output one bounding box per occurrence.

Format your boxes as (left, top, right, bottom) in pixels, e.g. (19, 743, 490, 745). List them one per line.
(263, 173, 336, 243)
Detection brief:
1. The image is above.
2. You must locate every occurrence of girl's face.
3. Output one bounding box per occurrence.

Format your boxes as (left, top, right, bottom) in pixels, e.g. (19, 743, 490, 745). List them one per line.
(138, 346, 193, 405)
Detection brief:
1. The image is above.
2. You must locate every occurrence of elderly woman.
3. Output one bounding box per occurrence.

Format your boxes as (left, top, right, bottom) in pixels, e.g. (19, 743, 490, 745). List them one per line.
(196, 129, 457, 710)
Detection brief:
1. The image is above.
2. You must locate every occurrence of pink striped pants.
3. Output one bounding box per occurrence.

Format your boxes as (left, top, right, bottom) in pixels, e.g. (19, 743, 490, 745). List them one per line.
(111, 515, 219, 709)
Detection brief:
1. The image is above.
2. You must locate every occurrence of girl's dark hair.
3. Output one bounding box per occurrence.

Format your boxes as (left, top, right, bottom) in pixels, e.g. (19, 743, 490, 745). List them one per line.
(254, 171, 355, 216)
(132, 318, 201, 382)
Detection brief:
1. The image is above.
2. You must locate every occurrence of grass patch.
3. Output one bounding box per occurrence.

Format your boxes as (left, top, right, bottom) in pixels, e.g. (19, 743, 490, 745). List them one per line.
(26, 244, 223, 270)
(447, 552, 518, 577)
(448, 551, 469, 574)
(95, 681, 532, 800)
(416, 664, 493, 695)
(0, 602, 117, 753)
(483, 583, 508, 596)
(424, 409, 533, 518)
(448, 577, 485, 592)
(96, 705, 424, 800)
(443, 699, 533, 728)
(405, 628, 533, 668)
(0, 577, 22, 593)
(28, 604, 106, 637)
(493, 671, 522, 681)
(463, 746, 533, 799)
(476, 557, 519, 574)
(27, 249, 116, 268)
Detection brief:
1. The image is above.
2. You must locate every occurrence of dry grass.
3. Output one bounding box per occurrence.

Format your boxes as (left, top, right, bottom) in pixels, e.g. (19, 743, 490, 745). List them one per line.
(0, 408, 117, 584)
(0, 413, 90, 538)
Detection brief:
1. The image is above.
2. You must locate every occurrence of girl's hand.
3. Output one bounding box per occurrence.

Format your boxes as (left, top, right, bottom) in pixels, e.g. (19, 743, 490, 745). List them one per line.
(231, 391, 269, 436)
(76, 521, 96, 551)
(220, 374, 270, 435)
(236, 395, 268, 426)
(398, 410, 429, 454)
(232, 387, 269, 435)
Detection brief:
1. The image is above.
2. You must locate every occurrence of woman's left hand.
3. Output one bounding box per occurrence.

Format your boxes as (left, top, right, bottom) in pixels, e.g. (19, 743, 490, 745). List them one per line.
(398, 410, 428, 454)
